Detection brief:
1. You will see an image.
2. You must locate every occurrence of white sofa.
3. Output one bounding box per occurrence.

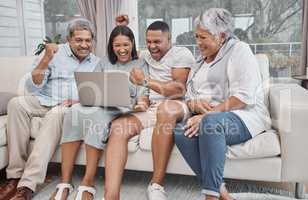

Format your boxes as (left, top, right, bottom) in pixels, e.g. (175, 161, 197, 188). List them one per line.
(0, 55, 308, 198)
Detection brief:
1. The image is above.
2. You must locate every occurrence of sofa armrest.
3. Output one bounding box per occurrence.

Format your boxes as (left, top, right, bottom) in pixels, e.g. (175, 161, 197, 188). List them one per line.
(269, 83, 308, 182)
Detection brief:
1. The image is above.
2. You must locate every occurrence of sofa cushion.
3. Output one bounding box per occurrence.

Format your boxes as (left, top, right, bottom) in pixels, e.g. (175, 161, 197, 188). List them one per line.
(0, 115, 7, 147)
(127, 135, 139, 152)
(255, 54, 270, 82)
(0, 92, 16, 115)
(255, 54, 270, 108)
(30, 117, 139, 152)
(225, 129, 280, 159)
(139, 127, 281, 159)
(0, 146, 8, 170)
(0, 56, 35, 95)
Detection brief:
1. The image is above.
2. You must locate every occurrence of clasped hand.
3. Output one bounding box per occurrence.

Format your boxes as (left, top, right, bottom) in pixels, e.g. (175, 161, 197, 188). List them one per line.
(130, 67, 145, 86)
(133, 96, 150, 112)
(183, 114, 205, 138)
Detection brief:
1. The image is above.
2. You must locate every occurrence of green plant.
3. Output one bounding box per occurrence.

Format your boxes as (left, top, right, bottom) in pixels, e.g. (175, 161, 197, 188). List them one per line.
(176, 31, 196, 45)
(268, 49, 298, 69)
(34, 34, 61, 56)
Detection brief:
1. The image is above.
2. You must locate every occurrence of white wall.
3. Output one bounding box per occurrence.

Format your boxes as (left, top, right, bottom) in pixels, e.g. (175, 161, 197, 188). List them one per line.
(0, 0, 45, 56)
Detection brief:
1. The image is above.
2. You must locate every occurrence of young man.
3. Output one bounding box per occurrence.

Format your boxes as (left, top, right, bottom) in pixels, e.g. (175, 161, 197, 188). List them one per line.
(0, 18, 101, 200)
(104, 21, 195, 200)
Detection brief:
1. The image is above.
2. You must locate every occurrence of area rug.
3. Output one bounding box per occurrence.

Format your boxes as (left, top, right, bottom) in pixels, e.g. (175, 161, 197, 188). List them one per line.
(231, 193, 304, 200)
(31, 165, 307, 200)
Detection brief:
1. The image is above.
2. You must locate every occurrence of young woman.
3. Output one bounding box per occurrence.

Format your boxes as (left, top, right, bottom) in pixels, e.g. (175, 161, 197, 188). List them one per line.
(50, 25, 148, 200)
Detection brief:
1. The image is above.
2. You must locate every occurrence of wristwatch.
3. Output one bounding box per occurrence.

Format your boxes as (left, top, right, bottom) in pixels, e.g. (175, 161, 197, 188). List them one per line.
(142, 77, 149, 88)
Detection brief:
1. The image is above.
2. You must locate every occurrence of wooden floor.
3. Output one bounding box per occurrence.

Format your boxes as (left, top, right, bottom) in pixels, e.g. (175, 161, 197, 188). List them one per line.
(229, 180, 308, 193)
(1, 166, 308, 200)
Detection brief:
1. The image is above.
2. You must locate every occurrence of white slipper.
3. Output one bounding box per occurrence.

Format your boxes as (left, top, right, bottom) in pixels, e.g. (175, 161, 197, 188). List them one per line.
(54, 183, 74, 200)
(75, 185, 96, 200)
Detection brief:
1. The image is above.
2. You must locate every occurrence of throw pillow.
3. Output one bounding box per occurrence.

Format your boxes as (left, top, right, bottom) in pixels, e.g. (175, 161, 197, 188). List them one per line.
(0, 92, 17, 115)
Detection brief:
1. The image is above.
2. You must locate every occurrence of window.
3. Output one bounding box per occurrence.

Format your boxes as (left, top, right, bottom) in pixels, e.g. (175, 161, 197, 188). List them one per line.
(138, 0, 302, 77)
(44, 0, 80, 43)
(0, 0, 45, 56)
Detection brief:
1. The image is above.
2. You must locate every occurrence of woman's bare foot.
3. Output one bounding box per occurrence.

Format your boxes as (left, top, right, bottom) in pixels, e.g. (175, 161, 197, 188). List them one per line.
(205, 196, 219, 200)
(79, 191, 94, 200)
(219, 184, 235, 200)
(49, 188, 70, 200)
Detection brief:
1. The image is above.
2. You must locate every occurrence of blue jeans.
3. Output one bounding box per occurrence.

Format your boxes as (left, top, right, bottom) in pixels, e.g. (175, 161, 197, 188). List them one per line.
(174, 112, 252, 198)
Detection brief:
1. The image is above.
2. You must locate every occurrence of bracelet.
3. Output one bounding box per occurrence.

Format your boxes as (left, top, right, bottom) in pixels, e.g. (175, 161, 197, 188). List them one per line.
(142, 77, 150, 88)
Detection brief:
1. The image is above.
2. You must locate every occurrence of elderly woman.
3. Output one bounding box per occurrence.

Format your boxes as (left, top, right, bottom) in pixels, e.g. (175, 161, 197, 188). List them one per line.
(158, 8, 271, 200)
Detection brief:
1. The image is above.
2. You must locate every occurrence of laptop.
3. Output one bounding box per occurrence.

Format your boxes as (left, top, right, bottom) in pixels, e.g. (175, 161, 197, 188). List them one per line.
(74, 71, 135, 110)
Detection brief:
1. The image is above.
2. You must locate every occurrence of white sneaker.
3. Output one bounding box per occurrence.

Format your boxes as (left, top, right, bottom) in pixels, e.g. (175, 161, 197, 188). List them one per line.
(147, 183, 167, 200)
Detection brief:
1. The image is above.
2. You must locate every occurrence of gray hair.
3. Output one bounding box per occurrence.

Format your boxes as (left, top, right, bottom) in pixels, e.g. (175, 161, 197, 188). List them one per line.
(194, 8, 234, 39)
(66, 18, 95, 39)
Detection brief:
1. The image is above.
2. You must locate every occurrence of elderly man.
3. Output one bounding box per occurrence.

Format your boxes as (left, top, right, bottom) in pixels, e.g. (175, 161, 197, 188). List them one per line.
(104, 21, 195, 200)
(0, 18, 100, 200)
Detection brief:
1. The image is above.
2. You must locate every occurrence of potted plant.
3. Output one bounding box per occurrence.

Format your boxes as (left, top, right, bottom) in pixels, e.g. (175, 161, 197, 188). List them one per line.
(268, 50, 298, 77)
(34, 34, 61, 56)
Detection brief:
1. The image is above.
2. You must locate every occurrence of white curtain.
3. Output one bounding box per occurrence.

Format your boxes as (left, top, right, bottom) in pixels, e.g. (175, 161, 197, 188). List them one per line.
(105, 0, 122, 36)
(300, 0, 308, 75)
(76, 0, 123, 57)
(76, 0, 96, 24)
